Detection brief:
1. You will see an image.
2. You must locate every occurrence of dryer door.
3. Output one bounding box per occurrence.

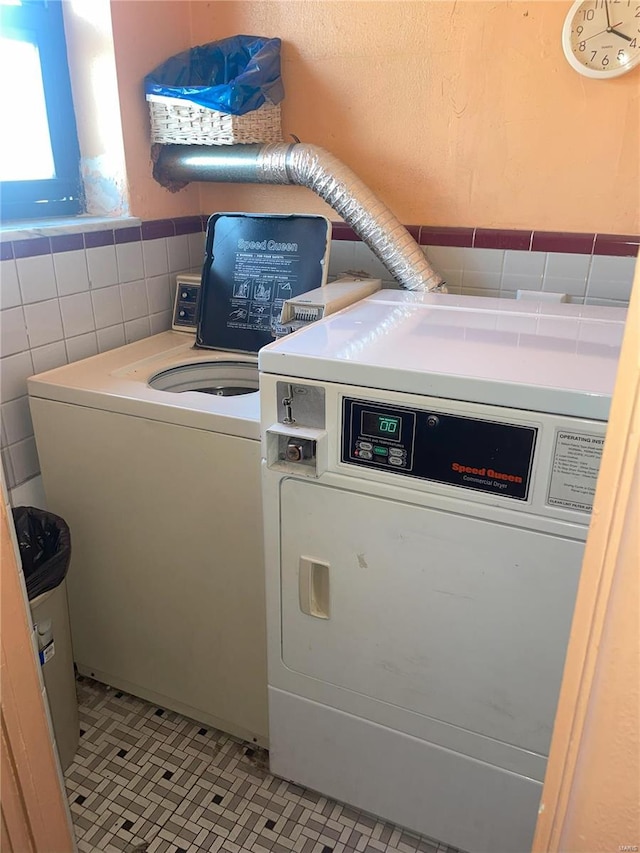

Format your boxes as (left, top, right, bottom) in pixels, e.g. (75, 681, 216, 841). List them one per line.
(279, 478, 583, 757)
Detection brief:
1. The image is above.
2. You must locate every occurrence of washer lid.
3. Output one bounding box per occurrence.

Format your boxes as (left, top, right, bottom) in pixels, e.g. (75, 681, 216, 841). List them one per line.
(258, 291, 627, 421)
(196, 212, 331, 354)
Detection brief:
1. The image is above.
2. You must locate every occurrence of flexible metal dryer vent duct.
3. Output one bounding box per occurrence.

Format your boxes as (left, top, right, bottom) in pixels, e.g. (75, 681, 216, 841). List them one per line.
(154, 143, 445, 293)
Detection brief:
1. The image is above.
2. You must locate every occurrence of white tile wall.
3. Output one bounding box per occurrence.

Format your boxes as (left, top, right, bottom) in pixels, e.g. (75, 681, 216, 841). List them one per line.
(121, 279, 149, 321)
(544, 252, 591, 278)
(142, 238, 169, 278)
(96, 324, 126, 353)
(419, 244, 635, 305)
(59, 292, 95, 338)
(115, 242, 145, 283)
(31, 341, 68, 374)
(23, 300, 64, 348)
(146, 275, 171, 314)
(503, 250, 547, 277)
(91, 285, 123, 329)
(1, 351, 34, 402)
(86, 245, 119, 289)
(1, 396, 33, 445)
(587, 255, 637, 301)
(16, 254, 57, 303)
(326, 240, 357, 277)
(167, 235, 191, 273)
(150, 310, 173, 335)
(10, 436, 39, 484)
(125, 316, 151, 343)
(0, 259, 21, 308)
(500, 273, 543, 294)
(1, 231, 204, 490)
(53, 250, 91, 296)
(187, 232, 206, 269)
(542, 275, 588, 298)
(331, 240, 636, 305)
(1, 306, 29, 357)
(66, 332, 99, 363)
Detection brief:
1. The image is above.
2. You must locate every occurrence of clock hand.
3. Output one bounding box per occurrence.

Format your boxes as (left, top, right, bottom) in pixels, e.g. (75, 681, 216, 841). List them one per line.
(604, 0, 611, 28)
(581, 21, 624, 42)
(610, 27, 633, 42)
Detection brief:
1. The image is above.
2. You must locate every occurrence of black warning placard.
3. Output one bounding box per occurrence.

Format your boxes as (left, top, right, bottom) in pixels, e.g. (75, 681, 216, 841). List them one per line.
(547, 430, 604, 512)
(197, 214, 330, 353)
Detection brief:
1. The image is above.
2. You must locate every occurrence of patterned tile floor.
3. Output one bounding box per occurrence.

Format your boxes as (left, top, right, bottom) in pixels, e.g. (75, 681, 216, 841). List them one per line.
(65, 677, 462, 853)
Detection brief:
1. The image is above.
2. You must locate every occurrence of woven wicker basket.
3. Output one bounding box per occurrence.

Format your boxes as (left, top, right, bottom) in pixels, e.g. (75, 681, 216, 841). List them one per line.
(147, 96, 282, 146)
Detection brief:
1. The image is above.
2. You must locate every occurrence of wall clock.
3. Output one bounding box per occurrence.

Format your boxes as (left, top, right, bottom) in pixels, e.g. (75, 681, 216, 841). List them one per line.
(562, 0, 640, 78)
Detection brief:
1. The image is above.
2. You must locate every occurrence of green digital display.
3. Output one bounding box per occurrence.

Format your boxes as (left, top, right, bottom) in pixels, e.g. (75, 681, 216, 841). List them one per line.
(362, 411, 401, 441)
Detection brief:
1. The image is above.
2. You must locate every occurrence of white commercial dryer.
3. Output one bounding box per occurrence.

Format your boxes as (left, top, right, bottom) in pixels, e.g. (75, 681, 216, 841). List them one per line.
(258, 291, 626, 853)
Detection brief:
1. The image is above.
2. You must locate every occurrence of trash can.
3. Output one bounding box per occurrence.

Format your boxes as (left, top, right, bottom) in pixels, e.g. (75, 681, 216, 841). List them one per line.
(13, 506, 79, 772)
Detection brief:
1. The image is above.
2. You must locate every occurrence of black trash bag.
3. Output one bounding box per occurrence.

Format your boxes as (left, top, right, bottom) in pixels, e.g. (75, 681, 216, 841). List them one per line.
(12, 506, 71, 601)
(144, 34, 284, 116)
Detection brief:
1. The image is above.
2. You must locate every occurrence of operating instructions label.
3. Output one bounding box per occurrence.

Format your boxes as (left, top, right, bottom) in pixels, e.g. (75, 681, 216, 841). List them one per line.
(547, 430, 604, 512)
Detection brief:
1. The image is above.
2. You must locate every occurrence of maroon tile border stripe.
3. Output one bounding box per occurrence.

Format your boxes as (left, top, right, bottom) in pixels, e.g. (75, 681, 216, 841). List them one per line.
(84, 229, 114, 249)
(114, 225, 143, 244)
(331, 222, 358, 241)
(593, 233, 640, 257)
(141, 219, 174, 240)
(1, 218, 638, 260)
(50, 233, 84, 253)
(531, 231, 595, 255)
(474, 228, 532, 251)
(12, 236, 51, 259)
(418, 226, 474, 247)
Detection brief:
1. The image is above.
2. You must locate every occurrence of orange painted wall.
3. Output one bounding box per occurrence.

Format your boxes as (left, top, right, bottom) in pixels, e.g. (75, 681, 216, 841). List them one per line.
(111, 1, 640, 233)
(110, 0, 200, 217)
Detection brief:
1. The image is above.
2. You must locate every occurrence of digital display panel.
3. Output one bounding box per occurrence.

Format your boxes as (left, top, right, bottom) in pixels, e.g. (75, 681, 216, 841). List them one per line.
(362, 411, 402, 441)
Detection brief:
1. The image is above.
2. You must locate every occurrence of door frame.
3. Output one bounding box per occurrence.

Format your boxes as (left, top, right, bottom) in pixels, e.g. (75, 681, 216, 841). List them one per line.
(533, 265, 639, 849)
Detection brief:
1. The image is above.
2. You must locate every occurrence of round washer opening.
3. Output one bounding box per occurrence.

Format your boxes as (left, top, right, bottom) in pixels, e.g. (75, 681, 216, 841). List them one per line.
(149, 361, 258, 397)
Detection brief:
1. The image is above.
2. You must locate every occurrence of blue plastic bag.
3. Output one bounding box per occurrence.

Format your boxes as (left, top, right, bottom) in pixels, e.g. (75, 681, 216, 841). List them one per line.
(144, 35, 284, 117)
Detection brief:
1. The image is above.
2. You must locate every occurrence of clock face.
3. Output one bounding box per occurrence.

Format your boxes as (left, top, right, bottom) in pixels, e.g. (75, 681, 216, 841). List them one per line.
(563, 0, 640, 78)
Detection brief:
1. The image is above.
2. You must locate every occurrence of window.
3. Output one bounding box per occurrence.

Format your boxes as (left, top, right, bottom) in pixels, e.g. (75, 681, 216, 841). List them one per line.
(0, 0, 81, 219)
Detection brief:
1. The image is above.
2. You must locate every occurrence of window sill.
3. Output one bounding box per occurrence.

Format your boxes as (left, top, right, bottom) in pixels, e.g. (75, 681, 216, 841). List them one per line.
(0, 215, 141, 242)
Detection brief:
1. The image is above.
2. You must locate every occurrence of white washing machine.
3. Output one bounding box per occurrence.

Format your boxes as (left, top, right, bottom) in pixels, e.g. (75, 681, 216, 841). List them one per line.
(28, 314, 269, 743)
(29, 213, 336, 746)
(258, 291, 626, 852)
